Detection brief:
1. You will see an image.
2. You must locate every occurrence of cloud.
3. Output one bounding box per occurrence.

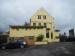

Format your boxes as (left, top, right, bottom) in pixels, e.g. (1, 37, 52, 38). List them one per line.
(0, 0, 75, 32)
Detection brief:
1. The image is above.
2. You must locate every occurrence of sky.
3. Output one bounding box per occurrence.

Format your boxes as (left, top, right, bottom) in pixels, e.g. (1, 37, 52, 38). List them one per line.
(0, 0, 75, 32)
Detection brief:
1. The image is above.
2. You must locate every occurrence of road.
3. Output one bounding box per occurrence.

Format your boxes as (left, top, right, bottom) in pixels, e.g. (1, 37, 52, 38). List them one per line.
(0, 42, 75, 56)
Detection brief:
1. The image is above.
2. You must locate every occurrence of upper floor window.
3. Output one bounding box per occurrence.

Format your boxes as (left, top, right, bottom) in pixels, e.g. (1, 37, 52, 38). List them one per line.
(44, 23, 47, 27)
(39, 23, 41, 26)
(38, 15, 41, 19)
(43, 15, 46, 19)
(33, 23, 36, 26)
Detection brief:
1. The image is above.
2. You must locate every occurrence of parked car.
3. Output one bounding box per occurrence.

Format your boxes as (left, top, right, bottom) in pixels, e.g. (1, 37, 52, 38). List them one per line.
(17, 40, 27, 48)
(0, 40, 27, 49)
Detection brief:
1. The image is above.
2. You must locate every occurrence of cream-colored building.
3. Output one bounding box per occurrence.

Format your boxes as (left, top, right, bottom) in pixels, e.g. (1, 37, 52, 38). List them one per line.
(9, 8, 60, 43)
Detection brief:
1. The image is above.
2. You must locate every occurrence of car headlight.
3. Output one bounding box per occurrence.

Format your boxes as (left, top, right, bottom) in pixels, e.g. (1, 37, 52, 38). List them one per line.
(23, 42, 26, 45)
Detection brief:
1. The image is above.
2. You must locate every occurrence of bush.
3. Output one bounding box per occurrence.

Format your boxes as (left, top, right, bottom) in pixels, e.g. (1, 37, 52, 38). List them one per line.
(36, 35, 44, 41)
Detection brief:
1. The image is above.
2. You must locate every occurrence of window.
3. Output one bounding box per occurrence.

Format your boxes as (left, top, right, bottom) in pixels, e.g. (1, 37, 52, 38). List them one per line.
(46, 32, 49, 38)
(39, 23, 41, 26)
(51, 32, 53, 39)
(44, 23, 46, 27)
(38, 15, 41, 19)
(43, 15, 46, 19)
(33, 23, 36, 26)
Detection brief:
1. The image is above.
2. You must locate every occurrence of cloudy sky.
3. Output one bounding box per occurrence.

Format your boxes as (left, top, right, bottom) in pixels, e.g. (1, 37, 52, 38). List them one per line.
(0, 0, 75, 32)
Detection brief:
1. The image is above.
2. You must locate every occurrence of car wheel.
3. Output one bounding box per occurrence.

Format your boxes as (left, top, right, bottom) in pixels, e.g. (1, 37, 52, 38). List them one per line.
(2, 46, 6, 49)
(20, 45, 24, 48)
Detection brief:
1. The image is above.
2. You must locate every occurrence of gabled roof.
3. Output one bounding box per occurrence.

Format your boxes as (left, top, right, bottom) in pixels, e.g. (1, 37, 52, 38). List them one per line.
(37, 7, 49, 13)
(36, 8, 49, 15)
(30, 8, 50, 18)
(30, 7, 54, 21)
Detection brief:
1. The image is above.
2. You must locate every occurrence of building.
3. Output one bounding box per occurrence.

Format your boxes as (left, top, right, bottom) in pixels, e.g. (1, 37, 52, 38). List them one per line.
(9, 8, 60, 44)
(0, 32, 9, 44)
(69, 29, 75, 37)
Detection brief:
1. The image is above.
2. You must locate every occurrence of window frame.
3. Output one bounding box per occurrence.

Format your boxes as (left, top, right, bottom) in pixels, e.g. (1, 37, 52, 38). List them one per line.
(37, 15, 41, 19)
(39, 23, 41, 26)
(44, 23, 47, 27)
(43, 15, 46, 19)
(33, 23, 36, 26)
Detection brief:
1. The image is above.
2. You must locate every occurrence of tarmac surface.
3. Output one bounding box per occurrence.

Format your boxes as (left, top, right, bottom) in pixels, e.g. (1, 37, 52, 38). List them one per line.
(0, 42, 75, 56)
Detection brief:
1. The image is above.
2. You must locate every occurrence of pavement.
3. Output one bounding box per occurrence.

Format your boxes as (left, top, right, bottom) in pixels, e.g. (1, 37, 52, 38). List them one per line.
(0, 42, 75, 56)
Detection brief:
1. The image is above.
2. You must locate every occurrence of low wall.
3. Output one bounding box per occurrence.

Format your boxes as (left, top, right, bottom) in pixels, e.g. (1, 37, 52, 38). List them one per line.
(34, 42, 48, 45)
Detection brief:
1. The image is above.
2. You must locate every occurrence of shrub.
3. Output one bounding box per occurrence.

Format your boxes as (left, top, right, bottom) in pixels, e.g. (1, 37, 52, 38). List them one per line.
(36, 35, 44, 41)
